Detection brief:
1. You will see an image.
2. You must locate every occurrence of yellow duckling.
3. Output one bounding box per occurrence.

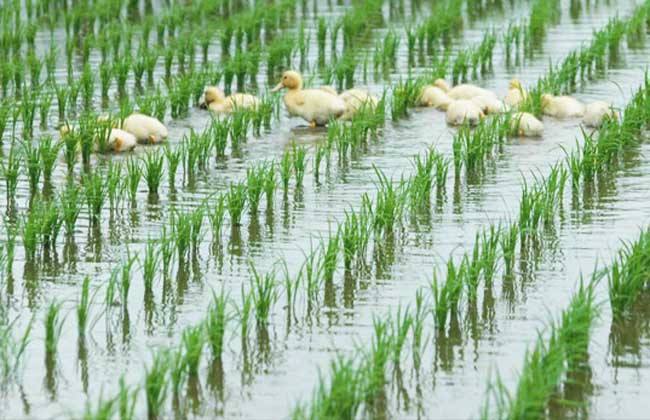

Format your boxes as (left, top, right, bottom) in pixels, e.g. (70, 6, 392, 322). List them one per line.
(471, 95, 508, 115)
(504, 79, 528, 107)
(271, 70, 345, 127)
(200, 86, 260, 114)
(339, 89, 378, 120)
(541, 94, 585, 118)
(418, 85, 452, 110)
(435, 79, 497, 101)
(445, 100, 485, 126)
(122, 113, 168, 144)
(509, 112, 544, 137)
(582, 101, 616, 128)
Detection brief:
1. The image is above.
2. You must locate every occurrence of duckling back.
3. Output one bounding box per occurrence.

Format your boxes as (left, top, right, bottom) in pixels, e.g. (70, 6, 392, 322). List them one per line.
(284, 89, 345, 126)
(510, 112, 544, 137)
(339, 89, 378, 120)
(471, 95, 508, 115)
(446, 100, 484, 126)
(542, 96, 585, 118)
(419, 86, 452, 110)
(583, 101, 615, 128)
(448, 84, 497, 101)
(123, 113, 168, 144)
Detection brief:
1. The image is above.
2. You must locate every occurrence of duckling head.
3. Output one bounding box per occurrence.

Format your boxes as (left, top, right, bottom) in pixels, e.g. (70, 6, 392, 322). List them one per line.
(271, 71, 303, 92)
(433, 79, 451, 93)
(201, 87, 226, 109)
(541, 93, 554, 109)
(509, 79, 523, 90)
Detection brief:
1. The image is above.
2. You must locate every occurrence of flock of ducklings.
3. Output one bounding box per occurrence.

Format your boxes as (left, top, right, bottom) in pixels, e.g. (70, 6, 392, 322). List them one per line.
(59, 70, 615, 154)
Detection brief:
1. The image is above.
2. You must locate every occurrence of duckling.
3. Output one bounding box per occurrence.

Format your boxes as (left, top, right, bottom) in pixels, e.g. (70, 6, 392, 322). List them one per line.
(504, 79, 528, 107)
(541, 94, 585, 118)
(435, 79, 497, 101)
(445, 100, 485, 126)
(271, 70, 345, 127)
(471, 95, 508, 115)
(58, 123, 137, 153)
(200, 86, 260, 114)
(339, 89, 378, 120)
(582, 101, 616, 128)
(318, 86, 339, 96)
(122, 113, 168, 144)
(509, 112, 544, 137)
(418, 85, 452, 110)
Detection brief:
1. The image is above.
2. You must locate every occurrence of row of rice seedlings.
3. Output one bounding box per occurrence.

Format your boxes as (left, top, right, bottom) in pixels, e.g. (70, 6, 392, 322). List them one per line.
(519, 5, 649, 116)
(481, 280, 598, 418)
(451, 115, 509, 176)
(608, 227, 650, 319)
(0, 311, 33, 391)
(451, 30, 496, 84)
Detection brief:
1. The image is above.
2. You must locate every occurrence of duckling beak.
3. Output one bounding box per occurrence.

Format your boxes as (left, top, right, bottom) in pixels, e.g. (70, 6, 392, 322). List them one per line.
(271, 82, 284, 93)
(199, 101, 207, 109)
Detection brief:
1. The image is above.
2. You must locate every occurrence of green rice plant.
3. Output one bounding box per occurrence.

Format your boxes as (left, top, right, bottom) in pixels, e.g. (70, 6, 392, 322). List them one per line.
(0, 311, 32, 387)
(412, 289, 427, 371)
(292, 143, 308, 188)
(230, 109, 250, 150)
(226, 182, 247, 227)
(142, 240, 159, 298)
(114, 57, 131, 98)
(292, 355, 363, 419)
(392, 305, 412, 365)
(250, 264, 277, 326)
(54, 84, 68, 122)
(0, 101, 10, 143)
(80, 64, 95, 109)
(171, 209, 192, 262)
(142, 149, 164, 195)
(105, 162, 122, 211)
(1, 143, 20, 203)
(119, 375, 138, 420)
(246, 164, 266, 214)
(83, 393, 116, 420)
(280, 151, 292, 193)
(208, 195, 227, 243)
(77, 276, 91, 338)
(182, 324, 205, 378)
(431, 259, 464, 330)
(364, 317, 393, 405)
(158, 228, 175, 278)
(83, 171, 107, 223)
(320, 231, 339, 282)
(608, 228, 650, 319)
(189, 205, 205, 250)
(313, 145, 327, 182)
(390, 78, 423, 121)
(99, 62, 112, 102)
(120, 253, 137, 310)
(206, 289, 229, 360)
(211, 118, 230, 158)
(163, 145, 181, 190)
(22, 209, 41, 261)
(39, 92, 53, 129)
(126, 158, 142, 203)
(144, 351, 169, 420)
(21, 139, 41, 193)
(60, 183, 81, 237)
(409, 149, 436, 211)
(373, 167, 407, 235)
(238, 285, 253, 342)
(341, 208, 371, 269)
(500, 223, 519, 276)
(39, 201, 63, 250)
(44, 300, 65, 360)
(169, 349, 186, 405)
(38, 135, 62, 184)
(264, 163, 277, 208)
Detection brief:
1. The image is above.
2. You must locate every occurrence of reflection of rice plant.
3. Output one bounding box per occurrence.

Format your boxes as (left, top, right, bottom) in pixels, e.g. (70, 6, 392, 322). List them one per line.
(145, 351, 169, 420)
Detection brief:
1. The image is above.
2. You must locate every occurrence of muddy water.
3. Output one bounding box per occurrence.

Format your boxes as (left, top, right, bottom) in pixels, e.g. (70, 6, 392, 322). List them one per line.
(2, 0, 650, 418)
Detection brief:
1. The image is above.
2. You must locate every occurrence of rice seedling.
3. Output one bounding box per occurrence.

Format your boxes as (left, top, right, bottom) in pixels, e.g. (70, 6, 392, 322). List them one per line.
(44, 300, 65, 361)
(390, 78, 422, 121)
(246, 164, 266, 214)
(206, 289, 229, 360)
(39, 201, 63, 250)
(373, 167, 407, 235)
(21, 209, 41, 261)
(126, 158, 142, 203)
(21, 139, 41, 193)
(263, 163, 277, 208)
(608, 228, 650, 319)
(292, 143, 308, 188)
(1, 143, 21, 203)
(320, 231, 339, 282)
(38, 136, 62, 184)
(60, 183, 81, 237)
(226, 182, 247, 227)
(83, 171, 107, 223)
(280, 151, 292, 193)
(142, 240, 159, 299)
(431, 260, 464, 330)
(250, 264, 277, 326)
(392, 305, 412, 365)
(39, 92, 53, 129)
(238, 284, 253, 342)
(83, 393, 116, 420)
(0, 314, 32, 392)
(77, 276, 91, 338)
(120, 253, 137, 310)
(189, 205, 205, 250)
(142, 149, 164, 196)
(171, 209, 192, 263)
(144, 351, 169, 420)
(118, 375, 138, 420)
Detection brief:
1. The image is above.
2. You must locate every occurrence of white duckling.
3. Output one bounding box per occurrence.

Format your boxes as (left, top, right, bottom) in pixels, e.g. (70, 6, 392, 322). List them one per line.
(541, 94, 585, 118)
(418, 85, 452, 110)
(504, 79, 528, 107)
(471, 95, 508, 115)
(509, 112, 544, 137)
(582, 101, 616, 128)
(445, 100, 485, 126)
(339, 89, 378, 120)
(122, 113, 168, 144)
(271, 70, 345, 127)
(201, 86, 260, 114)
(435, 79, 497, 101)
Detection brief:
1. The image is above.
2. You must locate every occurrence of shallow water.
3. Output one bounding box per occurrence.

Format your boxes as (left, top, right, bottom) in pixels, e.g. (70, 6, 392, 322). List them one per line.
(2, 0, 650, 418)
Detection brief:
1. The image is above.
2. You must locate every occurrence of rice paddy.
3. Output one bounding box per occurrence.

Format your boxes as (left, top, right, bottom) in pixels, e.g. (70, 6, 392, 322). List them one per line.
(1, 0, 650, 418)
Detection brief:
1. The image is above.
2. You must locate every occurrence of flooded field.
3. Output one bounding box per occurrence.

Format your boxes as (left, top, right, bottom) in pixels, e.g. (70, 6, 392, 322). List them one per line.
(1, 0, 650, 418)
